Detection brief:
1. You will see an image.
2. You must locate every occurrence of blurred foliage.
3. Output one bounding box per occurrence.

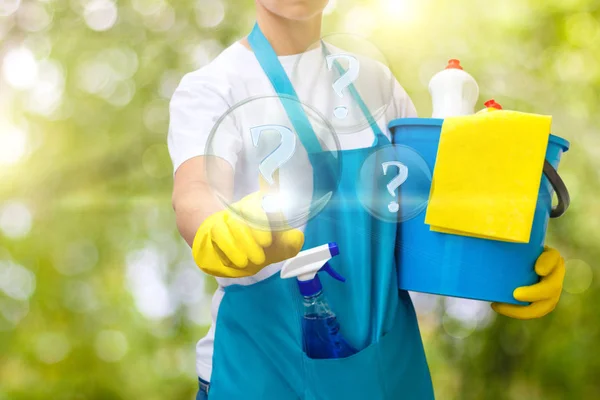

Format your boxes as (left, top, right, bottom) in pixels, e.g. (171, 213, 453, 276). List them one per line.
(0, 0, 599, 399)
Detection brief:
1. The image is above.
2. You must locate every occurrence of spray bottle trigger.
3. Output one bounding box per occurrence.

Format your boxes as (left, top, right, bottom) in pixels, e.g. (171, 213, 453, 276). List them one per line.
(321, 262, 345, 283)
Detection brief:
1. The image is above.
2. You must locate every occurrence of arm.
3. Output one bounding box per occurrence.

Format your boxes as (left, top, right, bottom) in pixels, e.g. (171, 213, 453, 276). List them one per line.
(172, 156, 233, 247)
(172, 156, 304, 279)
(168, 73, 304, 278)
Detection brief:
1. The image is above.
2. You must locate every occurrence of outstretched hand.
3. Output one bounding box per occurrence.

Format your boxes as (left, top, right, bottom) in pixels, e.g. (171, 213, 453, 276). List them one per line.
(192, 191, 304, 278)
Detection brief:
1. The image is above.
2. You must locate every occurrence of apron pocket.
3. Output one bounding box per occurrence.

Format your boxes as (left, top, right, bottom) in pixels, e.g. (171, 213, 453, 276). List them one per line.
(302, 311, 402, 400)
(302, 302, 435, 400)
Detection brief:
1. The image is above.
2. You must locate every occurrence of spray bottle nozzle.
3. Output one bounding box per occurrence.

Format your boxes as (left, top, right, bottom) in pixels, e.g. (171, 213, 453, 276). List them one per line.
(281, 243, 344, 297)
(328, 242, 339, 257)
(321, 262, 345, 282)
(297, 261, 345, 297)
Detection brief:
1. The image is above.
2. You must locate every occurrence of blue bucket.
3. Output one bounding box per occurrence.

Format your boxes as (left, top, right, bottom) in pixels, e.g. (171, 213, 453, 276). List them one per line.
(389, 118, 570, 305)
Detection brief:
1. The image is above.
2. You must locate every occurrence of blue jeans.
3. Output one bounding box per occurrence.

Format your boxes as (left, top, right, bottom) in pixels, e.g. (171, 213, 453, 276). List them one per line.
(196, 377, 209, 400)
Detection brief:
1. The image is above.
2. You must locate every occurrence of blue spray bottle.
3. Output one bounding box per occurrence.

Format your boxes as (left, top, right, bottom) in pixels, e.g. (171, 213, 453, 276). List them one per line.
(281, 243, 357, 359)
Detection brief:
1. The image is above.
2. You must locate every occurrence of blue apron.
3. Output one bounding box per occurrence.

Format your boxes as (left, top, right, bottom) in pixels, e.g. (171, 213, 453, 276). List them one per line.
(207, 24, 434, 400)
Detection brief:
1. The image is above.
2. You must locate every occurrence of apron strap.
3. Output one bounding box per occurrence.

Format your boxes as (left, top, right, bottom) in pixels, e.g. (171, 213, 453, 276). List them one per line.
(322, 45, 386, 142)
(248, 24, 322, 154)
(248, 23, 388, 151)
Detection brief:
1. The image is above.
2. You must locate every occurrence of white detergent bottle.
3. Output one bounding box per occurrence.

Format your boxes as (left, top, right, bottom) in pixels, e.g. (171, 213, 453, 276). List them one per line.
(429, 59, 479, 118)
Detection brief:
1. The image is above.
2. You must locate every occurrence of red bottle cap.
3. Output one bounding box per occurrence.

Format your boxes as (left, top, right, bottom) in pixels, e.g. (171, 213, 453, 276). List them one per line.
(445, 59, 463, 70)
(484, 99, 503, 110)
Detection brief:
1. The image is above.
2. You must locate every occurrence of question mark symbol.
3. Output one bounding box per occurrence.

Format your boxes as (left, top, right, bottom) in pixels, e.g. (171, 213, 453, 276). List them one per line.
(382, 161, 409, 213)
(326, 54, 360, 119)
(251, 125, 297, 212)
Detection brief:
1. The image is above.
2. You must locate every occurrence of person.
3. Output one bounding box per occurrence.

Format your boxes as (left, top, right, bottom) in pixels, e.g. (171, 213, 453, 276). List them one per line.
(168, 1, 567, 399)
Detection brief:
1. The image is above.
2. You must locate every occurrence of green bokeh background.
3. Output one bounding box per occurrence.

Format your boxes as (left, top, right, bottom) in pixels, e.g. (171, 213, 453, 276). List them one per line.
(1, 0, 599, 399)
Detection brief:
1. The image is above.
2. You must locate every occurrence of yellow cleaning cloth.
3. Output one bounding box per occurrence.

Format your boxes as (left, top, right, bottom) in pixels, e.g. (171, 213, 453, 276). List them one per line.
(424, 110, 552, 243)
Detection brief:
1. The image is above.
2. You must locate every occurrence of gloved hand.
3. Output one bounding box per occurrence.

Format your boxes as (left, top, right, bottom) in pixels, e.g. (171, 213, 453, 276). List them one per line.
(192, 191, 305, 278)
(492, 246, 565, 319)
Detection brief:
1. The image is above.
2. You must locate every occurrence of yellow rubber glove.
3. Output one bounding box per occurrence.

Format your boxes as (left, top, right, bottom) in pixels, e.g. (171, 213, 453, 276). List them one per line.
(492, 246, 565, 319)
(192, 191, 305, 278)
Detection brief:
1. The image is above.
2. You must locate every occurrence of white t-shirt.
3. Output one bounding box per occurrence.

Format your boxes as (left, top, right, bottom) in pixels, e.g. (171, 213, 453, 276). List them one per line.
(167, 41, 417, 381)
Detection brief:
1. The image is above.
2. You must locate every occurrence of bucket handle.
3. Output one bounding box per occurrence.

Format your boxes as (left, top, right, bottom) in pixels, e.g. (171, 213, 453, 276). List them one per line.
(543, 160, 570, 218)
